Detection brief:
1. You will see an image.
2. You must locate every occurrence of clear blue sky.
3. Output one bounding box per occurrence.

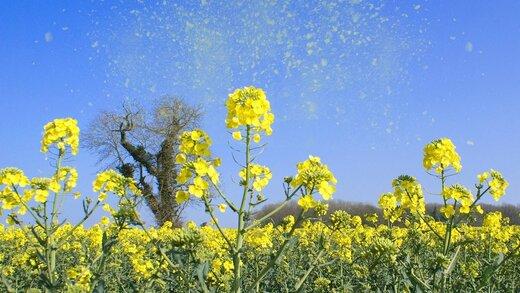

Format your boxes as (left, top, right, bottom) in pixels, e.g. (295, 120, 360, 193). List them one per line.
(1, 1, 519, 226)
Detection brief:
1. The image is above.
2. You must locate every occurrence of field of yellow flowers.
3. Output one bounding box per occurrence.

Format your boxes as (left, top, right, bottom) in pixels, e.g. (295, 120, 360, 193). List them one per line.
(0, 87, 518, 292)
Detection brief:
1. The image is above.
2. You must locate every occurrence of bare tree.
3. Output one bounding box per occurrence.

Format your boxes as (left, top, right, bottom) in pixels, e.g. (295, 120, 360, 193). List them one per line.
(84, 96, 202, 226)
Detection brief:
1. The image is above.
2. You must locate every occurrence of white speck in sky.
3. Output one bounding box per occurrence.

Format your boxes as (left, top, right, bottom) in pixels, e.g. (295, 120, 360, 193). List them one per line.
(91, 41, 99, 48)
(302, 100, 318, 120)
(44, 32, 53, 42)
(466, 140, 475, 146)
(465, 41, 473, 52)
(320, 58, 328, 66)
(413, 4, 421, 10)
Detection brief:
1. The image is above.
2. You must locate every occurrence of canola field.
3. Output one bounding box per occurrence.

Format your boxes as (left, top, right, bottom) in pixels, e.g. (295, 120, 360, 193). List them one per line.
(0, 87, 518, 292)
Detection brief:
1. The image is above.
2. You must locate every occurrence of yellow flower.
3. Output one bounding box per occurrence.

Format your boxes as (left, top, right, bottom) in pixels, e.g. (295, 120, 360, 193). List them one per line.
(477, 172, 489, 184)
(179, 129, 212, 157)
(102, 203, 115, 214)
(423, 138, 461, 174)
(55, 167, 78, 192)
(366, 213, 379, 223)
(225, 86, 274, 139)
(232, 131, 242, 141)
(239, 164, 272, 192)
(253, 133, 261, 143)
(0, 168, 29, 187)
(34, 189, 49, 203)
(318, 181, 335, 200)
(193, 159, 210, 176)
(188, 176, 208, 197)
(93, 169, 140, 200)
(100, 216, 110, 225)
(489, 170, 508, 201)
(291, 156, 336, 200)
(298, 194, 317, 211)
(218, 203, 227, 213)
(176, 190, 190, 204)
(440, 205, 455, 218)
(176, 167, 192, 184)
(443, 184, 473, 214)
(41, 118, 80, 155)
(175, 153, 187, 164)
(378, 192, 400, 223)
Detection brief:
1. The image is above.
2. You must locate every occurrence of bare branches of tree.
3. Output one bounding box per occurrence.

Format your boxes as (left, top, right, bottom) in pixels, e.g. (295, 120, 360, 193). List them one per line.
(84, 96, 202, 226)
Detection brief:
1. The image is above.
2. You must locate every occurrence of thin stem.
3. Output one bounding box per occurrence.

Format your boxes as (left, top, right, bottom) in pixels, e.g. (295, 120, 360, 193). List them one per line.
(245, 185, 302, 231)
(201, 195, 233, 250)
(210, 180, 238, 212)
(232, 126, 251, 293)
(245, 209, 305, 292)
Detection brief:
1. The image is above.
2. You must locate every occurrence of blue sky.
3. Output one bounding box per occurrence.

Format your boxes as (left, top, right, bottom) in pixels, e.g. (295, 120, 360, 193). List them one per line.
(1, 1, 519, 226)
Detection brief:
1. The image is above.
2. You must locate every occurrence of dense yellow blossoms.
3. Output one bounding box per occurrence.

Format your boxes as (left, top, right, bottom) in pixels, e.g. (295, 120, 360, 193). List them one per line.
(176, 129, 220, 202)
(55, 166, 78, 192)
(489, 170, 509, 200)
(1, 88, 517, 292)
(178, 129, 212, 157)
(298, 194, 317, 211)
(291, 156, 337, 200)
(225, 86, 274, 140)
(378, 175, 426, 223)
(442, 184, 474, 216)
(239, 164, 272, 191)
(423, 138, 462, 173)
(0, 168, 29, 187)
(41, 118, 80, 155)
(92, 169, 141, 201)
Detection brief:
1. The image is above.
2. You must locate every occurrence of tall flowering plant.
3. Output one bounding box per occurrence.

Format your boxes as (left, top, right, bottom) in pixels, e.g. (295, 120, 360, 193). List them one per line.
(173, 86, 337, 292)
(0, 118, 141, 291)
(377, 137, 510, 291)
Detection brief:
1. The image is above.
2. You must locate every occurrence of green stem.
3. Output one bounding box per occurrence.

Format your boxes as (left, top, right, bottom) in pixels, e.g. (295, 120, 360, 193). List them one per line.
(202, 195, 233, 249)
(232, 126, 251, 293)
(245, 209, 305, 292)
(245, 185, 302, 231)
(294, 249, 325, 291)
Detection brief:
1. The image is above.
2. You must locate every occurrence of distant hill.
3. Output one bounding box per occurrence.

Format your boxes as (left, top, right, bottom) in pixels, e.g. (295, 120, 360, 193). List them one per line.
(252, 199, 520, 226)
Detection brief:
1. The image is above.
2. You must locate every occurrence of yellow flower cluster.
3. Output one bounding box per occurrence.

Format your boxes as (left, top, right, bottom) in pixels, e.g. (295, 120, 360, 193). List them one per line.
(481, 212, 515, 253)
(55, 166, 78, 192)
(291, 156, 336, 200)
(423, 138, 462, 174)
(29, 177, 58, 203)
(0, 168, 30, 211)
(118, 229, 158, 280)
(441, 184, 474, 217)
(176, 160, 219, 201)
(488, 170, 509, 201)
(225, 86, 274, 141)
(298, 194, 317, 211)
(477, 170, 509, 201)
(378, 193, 399, 222)
(378, 175, 425, 222)
(0, 215, 517, 291)
(0, 168, 29, 187)
(41, 118, 80, 155)
(178, 129, 212, 157)
(92, 169, 141, 201)
(239, 164, 272, 191)
(175, 130, 221, 203)
(66, 265, 92, 291)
